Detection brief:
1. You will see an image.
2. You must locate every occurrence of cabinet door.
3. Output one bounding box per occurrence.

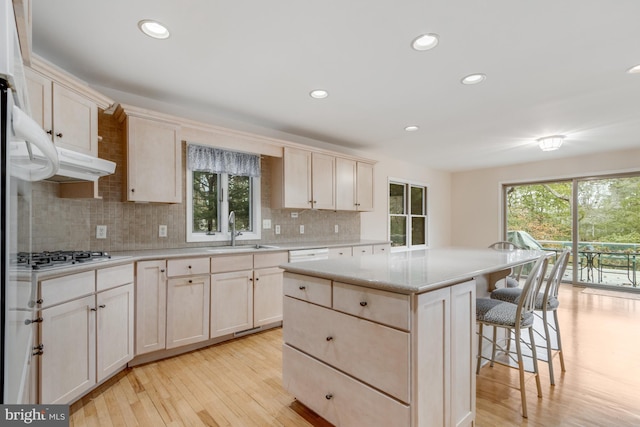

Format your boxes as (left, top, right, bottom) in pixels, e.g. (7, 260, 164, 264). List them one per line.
(166, 276, 210, 348)
(135, 260, 167, 355)
(356, 162, 374, 211)
(335, 157, 357, 211)
(24, 68, 53, 136)
(211, 270, 253, 337)
(125, 116, 182, 203)
(96, 284, 134, 382)
(282, 147, 312, 209)
(52, 83, 98, 156)
(40, 295, 95, 404)
(253, 267, 284, 327)
(311, 152, 336, 210)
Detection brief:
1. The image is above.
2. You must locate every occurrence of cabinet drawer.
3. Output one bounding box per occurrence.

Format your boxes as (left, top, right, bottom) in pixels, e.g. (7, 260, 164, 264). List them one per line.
(283, 297, 410, 403)
(97, 263, 134, 292)
(40, 270, 95, 307)
(352, 245, 373, 257)
(253, 251, 288, 269)
(373, 243, 390, 255)
(211, 254, 253, 273)
(167, 257, 209, 276)
(283, 273, 331, 307)
(333, 282, 410, 331)
(283, 344, 410, 427)
(328, 246, 352, 258)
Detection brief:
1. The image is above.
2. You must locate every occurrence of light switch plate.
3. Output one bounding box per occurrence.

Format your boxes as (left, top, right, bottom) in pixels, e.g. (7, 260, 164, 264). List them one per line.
(159, 225, 168, 237)
(299, 225, 305, 234)
(263, 219, 272, 229)
(275, 225, 281, 235)
(96, 225, 107, 239)
(335, 224, 339, 233)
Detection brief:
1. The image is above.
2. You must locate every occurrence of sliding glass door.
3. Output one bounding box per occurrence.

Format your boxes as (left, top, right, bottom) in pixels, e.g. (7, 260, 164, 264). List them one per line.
(504, 174, 640, 289)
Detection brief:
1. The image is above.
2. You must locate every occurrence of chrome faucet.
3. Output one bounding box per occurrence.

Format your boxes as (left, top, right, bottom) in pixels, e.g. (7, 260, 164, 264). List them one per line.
(229, 211, 241, 246)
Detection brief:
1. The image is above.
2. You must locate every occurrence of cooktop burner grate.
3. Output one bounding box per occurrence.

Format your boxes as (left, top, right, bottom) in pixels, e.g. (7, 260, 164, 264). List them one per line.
(16, 250, 112, 270)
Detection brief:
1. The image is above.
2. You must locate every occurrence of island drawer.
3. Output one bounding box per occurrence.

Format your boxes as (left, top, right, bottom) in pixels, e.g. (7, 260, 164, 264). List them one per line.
(333, 282, 410, 331)
(328, 246, 352, 258)
(167, 257, 210, 276)
(283, 344, 410, 427)
(283, 296, 410, 403)
(283, 273, 331, 307)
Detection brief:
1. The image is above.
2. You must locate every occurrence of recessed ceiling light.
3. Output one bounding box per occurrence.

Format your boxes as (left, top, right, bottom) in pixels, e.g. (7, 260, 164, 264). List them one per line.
(138, 20, 170, 39)
(627, 64, 640, 74)
(461, 73, 486, 85)
(309, 89, 329, 99)
(411, 33, 439, 51)
(404, 125, 420, 132)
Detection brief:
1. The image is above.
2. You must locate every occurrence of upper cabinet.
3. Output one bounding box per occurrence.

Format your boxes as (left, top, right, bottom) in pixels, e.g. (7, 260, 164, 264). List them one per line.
(272, 147, 374, 212)
(116, 105, 182, 204)
(24, 56, 113, 156)
(336, 158, 374, 211)
(272, 147, 336, 210)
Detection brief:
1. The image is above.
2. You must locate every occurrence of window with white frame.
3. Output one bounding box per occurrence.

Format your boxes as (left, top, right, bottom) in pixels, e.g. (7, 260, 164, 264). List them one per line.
(389, 180, 428, 249)
(186, 145, 261, 242)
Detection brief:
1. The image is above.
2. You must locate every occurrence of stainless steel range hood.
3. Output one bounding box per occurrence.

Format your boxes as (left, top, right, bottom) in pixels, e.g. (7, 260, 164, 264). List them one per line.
(11, 141, 116, 182)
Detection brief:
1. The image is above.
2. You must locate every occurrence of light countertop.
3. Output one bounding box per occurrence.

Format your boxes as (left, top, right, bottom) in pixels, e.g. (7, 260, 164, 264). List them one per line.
(281, 247, 545, 294)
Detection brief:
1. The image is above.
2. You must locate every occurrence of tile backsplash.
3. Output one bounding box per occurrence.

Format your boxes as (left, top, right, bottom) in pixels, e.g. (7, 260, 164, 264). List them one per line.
(30, 111, 360, 252)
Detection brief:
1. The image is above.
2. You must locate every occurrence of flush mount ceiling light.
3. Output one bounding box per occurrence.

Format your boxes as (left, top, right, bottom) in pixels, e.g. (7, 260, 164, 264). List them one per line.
(461, 73, 486, 85)
(411, 33, 439, 51)
(138, 20, 170, 39)
(309, 89, 329, 99)
(627, 64, 640, 74)
(537, 135, 565, 151)
(404, 125, 420, 132)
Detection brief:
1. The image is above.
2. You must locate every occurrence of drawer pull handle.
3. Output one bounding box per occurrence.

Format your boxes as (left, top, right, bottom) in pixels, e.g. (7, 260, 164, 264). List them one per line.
(99, 304, 106, 309)
(298, 285, 306, 290)
(359, 301, 368, 307)
(326, 336, 333, 341)
(325, 394, 333, 400)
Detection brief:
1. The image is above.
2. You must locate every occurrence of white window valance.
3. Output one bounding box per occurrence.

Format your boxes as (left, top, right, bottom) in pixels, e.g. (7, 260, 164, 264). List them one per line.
(187, 145, 260, 177)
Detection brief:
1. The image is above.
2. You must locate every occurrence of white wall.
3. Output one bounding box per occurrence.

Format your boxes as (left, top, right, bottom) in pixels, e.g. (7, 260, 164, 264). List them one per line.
(451, 147, 640, 248)
(360, 155, 452, 248)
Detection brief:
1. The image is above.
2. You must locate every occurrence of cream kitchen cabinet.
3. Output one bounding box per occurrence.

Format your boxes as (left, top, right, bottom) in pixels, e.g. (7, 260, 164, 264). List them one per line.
(335, 158, 375, 212)
(166, 258, 210, 348)
(38, 263, 134, 404)
(116, 105, 182, 203)
(328, 246, 352, 259)
(272, 147, 336, 210)
(210, 251, 287, 338)
(135, 260, 167, 355)
(24, 57, 113, 157)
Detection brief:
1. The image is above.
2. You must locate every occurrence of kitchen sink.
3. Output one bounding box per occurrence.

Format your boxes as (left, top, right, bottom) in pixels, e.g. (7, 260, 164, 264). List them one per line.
(207, 244, 280, 253)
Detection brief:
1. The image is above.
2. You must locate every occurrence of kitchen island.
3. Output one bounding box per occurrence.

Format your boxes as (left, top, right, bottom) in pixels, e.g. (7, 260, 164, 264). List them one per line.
(280, 247, 542, 427)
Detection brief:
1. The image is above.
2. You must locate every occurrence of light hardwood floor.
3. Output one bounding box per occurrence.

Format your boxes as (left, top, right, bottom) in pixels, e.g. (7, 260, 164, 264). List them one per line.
(70, 284, 640, 426)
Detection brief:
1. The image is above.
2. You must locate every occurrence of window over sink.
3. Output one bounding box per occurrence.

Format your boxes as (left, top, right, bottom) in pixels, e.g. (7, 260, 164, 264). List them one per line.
(186, 145, 261, 243)
(389, 179, 428, 250)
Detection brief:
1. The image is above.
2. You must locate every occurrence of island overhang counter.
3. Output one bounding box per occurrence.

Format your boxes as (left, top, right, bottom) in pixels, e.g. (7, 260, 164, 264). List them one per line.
(280, 247, 542, 427)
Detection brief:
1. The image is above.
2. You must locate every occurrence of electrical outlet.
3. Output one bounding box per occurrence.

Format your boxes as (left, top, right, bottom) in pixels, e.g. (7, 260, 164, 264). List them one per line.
(159, 225, 168, 237)
(275, 225, 281, 235)
(263, 219, 272, 229)
(300, 225, 305, 234)
(96, 225, 107, 239)
(335, 224, 339, 233)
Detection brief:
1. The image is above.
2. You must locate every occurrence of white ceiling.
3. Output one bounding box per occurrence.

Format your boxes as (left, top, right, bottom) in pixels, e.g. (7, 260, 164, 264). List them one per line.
(31, 0, 640, 172)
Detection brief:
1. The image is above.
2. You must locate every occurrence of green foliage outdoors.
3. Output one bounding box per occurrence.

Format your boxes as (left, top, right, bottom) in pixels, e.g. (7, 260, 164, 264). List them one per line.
(192, 172, 252, 233)
(507, 176, 640, 253)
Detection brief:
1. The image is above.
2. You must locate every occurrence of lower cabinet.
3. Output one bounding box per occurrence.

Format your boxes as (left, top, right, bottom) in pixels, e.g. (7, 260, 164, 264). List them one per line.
(38, 264, 134, 404)
(166, 275, 210, 348)
(254, 267, 285, 326)
(210, 270, 253, 337)
(135, 260, 167, 355)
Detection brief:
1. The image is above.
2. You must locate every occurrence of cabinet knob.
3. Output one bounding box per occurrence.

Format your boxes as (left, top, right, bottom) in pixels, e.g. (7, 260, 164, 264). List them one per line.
(325, 394, 333, 400)
(99, 304, 106, 309)
(326, 336, 333, 341)
(131, 188, 135, 193)
(359, 301, 368, 307)
(255, 277, 260, 281)
(188, 265, 192, 269)
(24, 317, 43, 325)
(160, 269, 165, 273)
(90, 307, 97, 312)
(188, 280, 193, 283)
(298, 285, 306, 290)
(55, 132, 63, 138)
